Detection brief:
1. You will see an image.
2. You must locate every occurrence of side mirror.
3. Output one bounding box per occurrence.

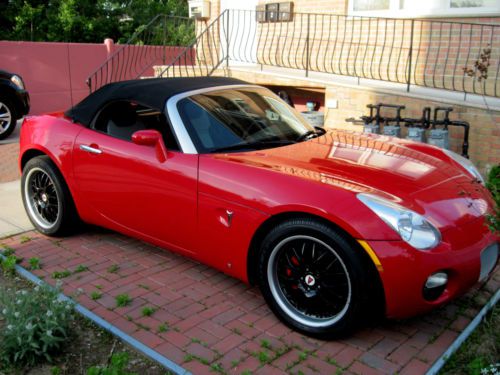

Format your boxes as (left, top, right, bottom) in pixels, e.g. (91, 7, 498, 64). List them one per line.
(131, 129, 168, 163)
(132, 129, 161, 146)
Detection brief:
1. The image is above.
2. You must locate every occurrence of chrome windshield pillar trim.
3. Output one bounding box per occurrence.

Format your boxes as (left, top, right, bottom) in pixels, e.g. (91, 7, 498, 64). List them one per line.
(165, 84, 260, 155)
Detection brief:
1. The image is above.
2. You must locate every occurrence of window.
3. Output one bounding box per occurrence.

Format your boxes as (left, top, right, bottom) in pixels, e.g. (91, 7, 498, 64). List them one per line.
(177, 87, 314, 154)
(349, 0, 500, 17)
(92, 101, 180, 151)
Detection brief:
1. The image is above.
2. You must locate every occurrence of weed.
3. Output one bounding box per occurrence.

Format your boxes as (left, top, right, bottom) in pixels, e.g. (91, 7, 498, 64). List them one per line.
(1, 245, 15, 256)
(115, 294, 132, 307)
(52, 270, 71, 279)
(107, 264, 120, 273)
(95, 284, 103, 289)
(90, 291, 102, 301)
(51, 366, 61, 375)
(231, 327, 242, 335)
(210, 363, 225, 373)
(136, 323, 150, 331)
(260, 339, 271, 349)
(138, 283, 150, 290)
(20, 236, 31, 244)
(87, 352, 136, 375)
(1, 255, 18, 275)
(141, 306, 156, 317)
(74, 264, 88, 273)
(184, 354, 194, 362)
(28, 257, 41, 270)
(157, 323, 169, 333)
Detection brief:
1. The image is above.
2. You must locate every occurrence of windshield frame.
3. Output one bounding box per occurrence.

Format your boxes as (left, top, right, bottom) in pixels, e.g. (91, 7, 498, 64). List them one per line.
(166, 84, 317, 155)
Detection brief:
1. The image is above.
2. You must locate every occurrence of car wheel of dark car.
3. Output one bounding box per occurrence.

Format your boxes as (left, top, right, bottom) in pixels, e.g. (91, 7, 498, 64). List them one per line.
(258, 218, 368, 338)
(0, 96, 17, 140)
(22, 156, 79, 236)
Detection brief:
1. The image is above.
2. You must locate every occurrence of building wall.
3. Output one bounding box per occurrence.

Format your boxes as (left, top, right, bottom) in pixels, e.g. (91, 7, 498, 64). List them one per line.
(0, 41, 186, 114)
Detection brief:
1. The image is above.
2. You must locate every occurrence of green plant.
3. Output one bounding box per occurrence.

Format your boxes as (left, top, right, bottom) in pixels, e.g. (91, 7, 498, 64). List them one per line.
(260, 339, 271, 349)
(29, 257, 41, 270)
(20, 236, 31, 244)
(115, 294, 132, 307)
(90, 291, 102, 301)
(486, 165, 500, 234)
(0, 283, 74, 366)
(95, 284, 103, 289)
(157, 323, 169, 333)
(107, 264, 119, 273)
(210, 363, 224, 373)
(141, 306, 156, 317)
(1, 255, 18, 275)
(86, 352, 137, 375)
(74, 265, 89, 273)
(51, 366, 62, 375)
(1, 245, 15, 256)
(52, 270, 71, 279)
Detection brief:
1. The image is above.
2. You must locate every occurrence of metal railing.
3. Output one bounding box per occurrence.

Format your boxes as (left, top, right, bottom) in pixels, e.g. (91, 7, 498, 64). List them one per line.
(157, 10, 230, 78)
(86, 15, 195, 92)
(221, 10, 500, 98)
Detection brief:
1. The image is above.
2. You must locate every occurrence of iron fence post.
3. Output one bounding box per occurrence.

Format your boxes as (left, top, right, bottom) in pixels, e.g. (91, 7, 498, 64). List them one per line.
(226, 10, 230, 69)
(306, 13, 310, 77)
(407, 19, 415, 92)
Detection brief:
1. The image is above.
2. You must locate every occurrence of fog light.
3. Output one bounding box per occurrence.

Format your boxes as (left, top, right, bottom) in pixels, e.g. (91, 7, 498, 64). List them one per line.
(423, 272, 448, 301)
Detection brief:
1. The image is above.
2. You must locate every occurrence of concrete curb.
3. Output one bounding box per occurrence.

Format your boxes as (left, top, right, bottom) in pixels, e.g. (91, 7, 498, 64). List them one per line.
(426, 288, 500, 375)
(0, 253, 191, 375)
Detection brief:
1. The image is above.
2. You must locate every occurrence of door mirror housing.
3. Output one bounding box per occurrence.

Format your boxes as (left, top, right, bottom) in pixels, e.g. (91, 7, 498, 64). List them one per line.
(132, 129, 168, 162)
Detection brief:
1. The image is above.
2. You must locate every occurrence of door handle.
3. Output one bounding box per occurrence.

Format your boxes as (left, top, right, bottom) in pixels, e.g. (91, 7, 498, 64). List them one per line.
(80, 144, 102, 154)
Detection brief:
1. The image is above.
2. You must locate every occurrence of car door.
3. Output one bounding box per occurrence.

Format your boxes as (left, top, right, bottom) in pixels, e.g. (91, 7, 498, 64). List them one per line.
(72, 100, 198, 254)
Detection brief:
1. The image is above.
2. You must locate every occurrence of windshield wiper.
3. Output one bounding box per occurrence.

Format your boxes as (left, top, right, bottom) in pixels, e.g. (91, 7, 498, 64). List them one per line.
(296, 127, 326, 142)
(210, 139, 297, 153)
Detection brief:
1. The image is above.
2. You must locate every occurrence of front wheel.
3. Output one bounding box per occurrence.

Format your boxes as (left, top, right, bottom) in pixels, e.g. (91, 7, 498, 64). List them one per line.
(258, 219, 369, 338)
(21, 156, 79, 236)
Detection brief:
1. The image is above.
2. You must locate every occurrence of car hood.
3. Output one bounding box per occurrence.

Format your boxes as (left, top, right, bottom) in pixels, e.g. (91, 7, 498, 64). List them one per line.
(212, 130, 491, 231)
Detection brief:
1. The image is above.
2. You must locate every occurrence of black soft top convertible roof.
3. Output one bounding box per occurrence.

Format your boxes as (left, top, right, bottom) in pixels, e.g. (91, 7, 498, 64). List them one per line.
(65, 77, 248, 126)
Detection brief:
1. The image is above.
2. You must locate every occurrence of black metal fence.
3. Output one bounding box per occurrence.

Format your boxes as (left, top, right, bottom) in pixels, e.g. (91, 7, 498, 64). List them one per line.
(221, 9, 500, 98)
(86, 15, 194, 92)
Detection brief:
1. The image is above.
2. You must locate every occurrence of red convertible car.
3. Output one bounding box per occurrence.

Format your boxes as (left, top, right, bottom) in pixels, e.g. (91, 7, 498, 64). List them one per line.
(19, 77, 498, 337)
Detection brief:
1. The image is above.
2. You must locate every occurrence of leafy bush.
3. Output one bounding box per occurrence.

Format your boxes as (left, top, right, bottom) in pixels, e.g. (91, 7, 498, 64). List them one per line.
(87, 352, 136, 375)
(0, 283, 74, 366)
(486, 165, 500, 234)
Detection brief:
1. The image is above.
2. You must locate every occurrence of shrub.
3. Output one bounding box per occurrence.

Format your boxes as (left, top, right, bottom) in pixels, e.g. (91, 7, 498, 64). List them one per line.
(0, 283, 74, 366)
(486, 165, 500, 234)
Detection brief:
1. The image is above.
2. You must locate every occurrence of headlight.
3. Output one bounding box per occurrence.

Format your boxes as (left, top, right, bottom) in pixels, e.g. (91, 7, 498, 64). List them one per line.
(443, 149, 484, 184)
(10, 75, 24, 90)
(357, 193, 441, 250)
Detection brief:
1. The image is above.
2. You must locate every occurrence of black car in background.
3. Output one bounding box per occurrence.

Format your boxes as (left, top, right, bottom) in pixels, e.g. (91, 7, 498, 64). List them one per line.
(0, 70, 30, 140)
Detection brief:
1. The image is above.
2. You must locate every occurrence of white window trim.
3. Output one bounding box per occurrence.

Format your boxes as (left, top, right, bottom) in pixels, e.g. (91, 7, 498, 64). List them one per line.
(348, 0, 500, 18)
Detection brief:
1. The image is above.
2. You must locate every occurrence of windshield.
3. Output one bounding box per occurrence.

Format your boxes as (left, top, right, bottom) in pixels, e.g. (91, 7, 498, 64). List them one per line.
(177, 87, 320, 153)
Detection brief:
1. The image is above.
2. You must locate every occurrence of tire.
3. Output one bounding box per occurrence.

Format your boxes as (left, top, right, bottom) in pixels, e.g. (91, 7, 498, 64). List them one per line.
(21, 156, 79, 236)
(258, 218, 369, 339)
(0, 96, 18, 140)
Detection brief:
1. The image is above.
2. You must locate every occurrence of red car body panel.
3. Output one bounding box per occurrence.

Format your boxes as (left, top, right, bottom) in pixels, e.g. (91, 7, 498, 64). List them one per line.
(19, 111, 498, 319)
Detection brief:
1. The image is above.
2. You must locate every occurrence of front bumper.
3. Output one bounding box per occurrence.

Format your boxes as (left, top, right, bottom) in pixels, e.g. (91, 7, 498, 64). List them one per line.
(368, 216, 499, 319)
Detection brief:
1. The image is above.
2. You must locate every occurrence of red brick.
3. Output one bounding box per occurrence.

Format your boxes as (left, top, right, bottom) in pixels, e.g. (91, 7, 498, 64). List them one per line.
(212, 333, 247, 354)
(387, 343, 419, 366)
(332, 345, 363, 369)
(399, 358, 430, 375)
(160, 330, 191, 348)
(133, 330, 164, 348)
(155, 341, 186, 364)
(350, 360, 386, 375)
(360, 352, 401, 374)
(185, 342, 216, 362)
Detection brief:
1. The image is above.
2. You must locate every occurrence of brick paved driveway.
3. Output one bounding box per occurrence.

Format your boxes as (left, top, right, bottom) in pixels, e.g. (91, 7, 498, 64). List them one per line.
(1, 230, 498, 375)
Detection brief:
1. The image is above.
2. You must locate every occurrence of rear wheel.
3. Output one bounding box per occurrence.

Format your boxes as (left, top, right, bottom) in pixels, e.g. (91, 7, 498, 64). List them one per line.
(258, 218, 369, 338)
(0, 97, 17, 140)
(22, 156, 79, 236)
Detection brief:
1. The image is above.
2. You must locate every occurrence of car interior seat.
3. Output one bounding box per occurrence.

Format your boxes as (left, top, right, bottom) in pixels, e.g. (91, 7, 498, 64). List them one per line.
(106, 102, 146, 141)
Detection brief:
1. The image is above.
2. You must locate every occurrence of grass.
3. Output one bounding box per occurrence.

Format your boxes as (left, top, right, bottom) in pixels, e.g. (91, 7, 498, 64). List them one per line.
(20, 235, 31, 244)
(440, 304, 499, 375)
(115, 294, 132, 307)
(107, 264, 120, 273)
(1, 245, 16, 256)
(141, 306, 156, 317)
(52, 270, 71, 279)
(28, 257, 41, 270)
(74, 264, 88, 273)
(157, 323, 169, 333)
(90, 291, 102, 300)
